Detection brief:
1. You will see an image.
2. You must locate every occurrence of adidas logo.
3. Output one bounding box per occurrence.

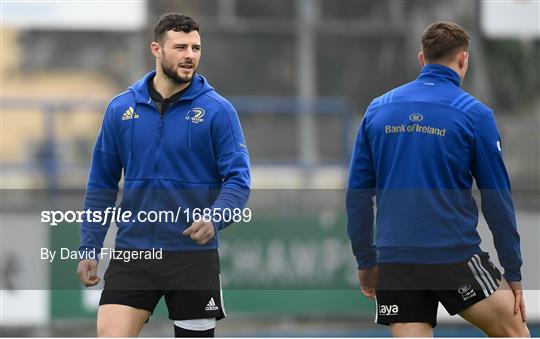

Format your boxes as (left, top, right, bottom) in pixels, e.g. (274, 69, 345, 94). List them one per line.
(121, 106, 139, 120)
(205, 297, 219, 311)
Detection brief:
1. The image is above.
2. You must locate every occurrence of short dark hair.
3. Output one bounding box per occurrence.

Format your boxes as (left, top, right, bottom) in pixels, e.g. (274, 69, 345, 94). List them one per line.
(421, 22, 470, 62)
(153, 13, 199, 44)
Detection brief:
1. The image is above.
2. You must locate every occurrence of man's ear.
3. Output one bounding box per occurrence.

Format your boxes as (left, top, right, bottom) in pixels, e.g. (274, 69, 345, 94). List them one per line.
(151, 41, 161, 59)
(458, 50, 468, 69)
(418, 51, 425, 67)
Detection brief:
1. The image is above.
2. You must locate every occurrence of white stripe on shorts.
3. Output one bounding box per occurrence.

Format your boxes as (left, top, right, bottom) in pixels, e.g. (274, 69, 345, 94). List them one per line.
(219, 274, 226, 318)
(472, 254, 498, 291)
(374, 297, 378, 323)
(470, 255, 496, 294)
(468, 260, 489, 297)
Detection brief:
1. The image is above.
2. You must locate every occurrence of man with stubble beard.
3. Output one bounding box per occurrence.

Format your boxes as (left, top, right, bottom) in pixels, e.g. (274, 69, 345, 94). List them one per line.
(77, 13, 250, 337)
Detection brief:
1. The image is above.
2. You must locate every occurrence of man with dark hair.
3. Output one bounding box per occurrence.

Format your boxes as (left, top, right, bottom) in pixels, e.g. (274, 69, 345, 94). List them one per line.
(347, 21, 529, 337)
(77, 13, 250, 337)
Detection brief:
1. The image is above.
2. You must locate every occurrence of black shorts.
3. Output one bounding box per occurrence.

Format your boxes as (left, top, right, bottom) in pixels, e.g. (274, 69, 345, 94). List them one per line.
(99, 249, 225, 321)
(375, 251, 502, 327)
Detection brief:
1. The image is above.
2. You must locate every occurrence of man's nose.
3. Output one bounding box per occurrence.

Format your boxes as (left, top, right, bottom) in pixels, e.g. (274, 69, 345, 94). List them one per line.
(185, 47, 195, 60)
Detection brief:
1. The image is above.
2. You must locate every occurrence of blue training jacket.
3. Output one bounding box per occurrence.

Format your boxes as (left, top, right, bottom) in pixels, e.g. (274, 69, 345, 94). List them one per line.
(346, 64, 522, 281)
(79, 71, 251, 256)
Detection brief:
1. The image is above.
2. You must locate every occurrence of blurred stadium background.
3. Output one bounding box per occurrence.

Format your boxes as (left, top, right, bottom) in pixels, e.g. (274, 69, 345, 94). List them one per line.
(1, 0, 539, 337)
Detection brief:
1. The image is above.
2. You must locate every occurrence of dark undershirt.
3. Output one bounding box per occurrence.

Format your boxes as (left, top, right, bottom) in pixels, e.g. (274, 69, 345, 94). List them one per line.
(148, 76, 189, 115)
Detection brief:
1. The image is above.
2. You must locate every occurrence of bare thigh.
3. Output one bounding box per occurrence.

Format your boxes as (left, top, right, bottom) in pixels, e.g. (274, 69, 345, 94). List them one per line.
(459, 279, 529, 337)
(390, 323, 433, 337)
(97, 304, 151, 337)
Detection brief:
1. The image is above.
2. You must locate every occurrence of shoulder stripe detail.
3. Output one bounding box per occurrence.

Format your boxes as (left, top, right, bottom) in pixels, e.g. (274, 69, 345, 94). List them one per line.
(370, 97, 382, 109)
(380, 90, 396, 105)
(388, 89, 395, 104)
(380, 93, 388, 105)
(456, 96, 475, 110)
(462, 98, 479, 113)
(108, 90, 132, 105)
(454, 96, 474, 109)
(450, 92, 469, 108)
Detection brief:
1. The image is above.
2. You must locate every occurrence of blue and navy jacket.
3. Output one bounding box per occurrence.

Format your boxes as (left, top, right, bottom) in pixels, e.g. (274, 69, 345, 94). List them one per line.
(79, 71, 251, 255)
(346, 64, 522, 281)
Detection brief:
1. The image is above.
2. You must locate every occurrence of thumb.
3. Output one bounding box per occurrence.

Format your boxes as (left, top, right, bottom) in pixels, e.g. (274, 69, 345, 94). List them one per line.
(361, 285, 375, 300)
(182, 225, 194, 236)
(183, 220, 203, 235)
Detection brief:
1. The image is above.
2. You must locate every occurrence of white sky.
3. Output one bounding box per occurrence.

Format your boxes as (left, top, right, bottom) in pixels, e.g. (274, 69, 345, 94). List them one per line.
(1, 1, 147, 31)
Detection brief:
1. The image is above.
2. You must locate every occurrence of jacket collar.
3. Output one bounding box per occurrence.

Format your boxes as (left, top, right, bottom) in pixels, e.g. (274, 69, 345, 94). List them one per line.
(417, 64, 461, 87)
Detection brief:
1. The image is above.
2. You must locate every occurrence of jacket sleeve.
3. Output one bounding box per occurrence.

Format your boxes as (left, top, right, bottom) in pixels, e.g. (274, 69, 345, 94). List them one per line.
(471, 107, 522, 281)
(78, 104, 123, 259)
(210, 102, 251, 230)
(346, 110, 377, 269)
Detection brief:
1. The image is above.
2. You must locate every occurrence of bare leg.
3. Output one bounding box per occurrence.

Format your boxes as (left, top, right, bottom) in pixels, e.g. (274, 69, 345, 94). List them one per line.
(97, 304, 151, 337)
(390, 322, 433, 337)
(459, 279, 530, 337)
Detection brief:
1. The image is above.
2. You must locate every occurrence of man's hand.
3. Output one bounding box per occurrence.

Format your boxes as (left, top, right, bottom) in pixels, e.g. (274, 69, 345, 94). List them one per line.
(508, 280, 527, 322)
(77, 259, 100, 287)
(358, 266, 378, 300)
(183, 220, 216, 245)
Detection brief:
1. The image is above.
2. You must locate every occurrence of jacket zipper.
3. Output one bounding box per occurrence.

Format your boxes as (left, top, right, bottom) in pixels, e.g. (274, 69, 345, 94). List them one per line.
(136, 99, 185, 247)
(151, 104, 165, 248)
